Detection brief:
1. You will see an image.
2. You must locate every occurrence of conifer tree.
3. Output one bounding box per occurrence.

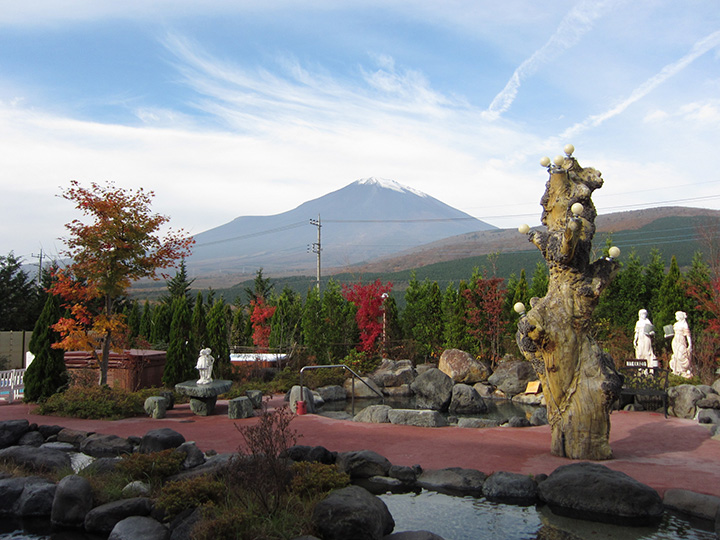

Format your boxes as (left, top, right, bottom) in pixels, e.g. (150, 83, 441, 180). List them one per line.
(528, 260, 549, 300)
(301, 286, 325, 361)
(207, 299, 231, 378)
(191, 291, 207, 350)
(24, 294, 68, 401)
(163, 296, 194, 387)
(164, 258, 194, 304)
(150, 302, 172, 346)
(323, 279, 357, 361)
(230, 305, 247, 348)
(511, 268, 530, 311)
(270, 286, 303, 349)
(125, 300, 141, 341)
(442, 282, 469, 351)
(654, 256, 689, 348)
(139, 300, 153, 340)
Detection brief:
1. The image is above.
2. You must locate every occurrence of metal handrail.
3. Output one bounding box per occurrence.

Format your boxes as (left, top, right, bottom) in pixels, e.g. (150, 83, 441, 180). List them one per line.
(300, 364, 384, 416)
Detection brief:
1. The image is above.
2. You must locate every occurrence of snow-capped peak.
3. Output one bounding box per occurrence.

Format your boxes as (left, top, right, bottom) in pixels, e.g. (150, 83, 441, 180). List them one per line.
(355, 177, 429, 198)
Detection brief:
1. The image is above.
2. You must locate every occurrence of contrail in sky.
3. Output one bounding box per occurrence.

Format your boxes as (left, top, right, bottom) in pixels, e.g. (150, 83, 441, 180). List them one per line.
(485, 0, 620, 120)
(560, 28, 720, 139)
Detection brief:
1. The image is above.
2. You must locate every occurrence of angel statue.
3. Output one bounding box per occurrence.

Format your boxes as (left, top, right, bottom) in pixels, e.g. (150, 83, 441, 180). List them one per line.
(196, 348, 215, 385)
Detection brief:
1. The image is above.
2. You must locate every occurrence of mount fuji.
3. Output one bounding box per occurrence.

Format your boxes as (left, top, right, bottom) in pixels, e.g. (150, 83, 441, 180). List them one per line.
(187, 177, 495, 277)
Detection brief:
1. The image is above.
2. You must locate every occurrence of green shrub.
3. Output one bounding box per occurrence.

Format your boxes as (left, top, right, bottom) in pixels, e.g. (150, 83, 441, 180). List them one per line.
(342, 349, 381, 375)
(116, 449, 185, 482)
(35, 385, 171, 419)
(290, 461, 350, 497)
(156, 475, 226, 521)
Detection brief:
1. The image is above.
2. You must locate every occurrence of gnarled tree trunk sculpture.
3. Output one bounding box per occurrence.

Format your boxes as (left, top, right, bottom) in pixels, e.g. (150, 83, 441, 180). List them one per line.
(516, 149, 622, 460)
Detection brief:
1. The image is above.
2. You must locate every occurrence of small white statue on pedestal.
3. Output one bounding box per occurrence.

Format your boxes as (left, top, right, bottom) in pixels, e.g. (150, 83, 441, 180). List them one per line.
(633, 309, 657, 367)
(670, 311, 692, 378)
(196, 348, 215, 385)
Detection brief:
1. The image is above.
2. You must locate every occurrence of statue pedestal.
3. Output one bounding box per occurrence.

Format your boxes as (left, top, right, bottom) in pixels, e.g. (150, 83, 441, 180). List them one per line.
(175, 380, 232, 416)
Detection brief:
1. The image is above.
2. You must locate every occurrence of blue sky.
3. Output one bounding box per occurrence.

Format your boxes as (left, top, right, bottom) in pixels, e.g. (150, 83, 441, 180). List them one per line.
(2, 1, 720, 263)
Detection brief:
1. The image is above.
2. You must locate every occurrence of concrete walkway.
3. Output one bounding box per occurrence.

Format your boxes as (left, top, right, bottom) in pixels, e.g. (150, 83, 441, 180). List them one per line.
(1, 397, 718, 498)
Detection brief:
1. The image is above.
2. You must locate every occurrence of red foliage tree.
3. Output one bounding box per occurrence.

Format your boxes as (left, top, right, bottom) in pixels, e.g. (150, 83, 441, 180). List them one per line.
(463, 272, 507, 364)
(51, 181, 193, 385)
(250, 296, 276, 352)
(342, 279, 393, 353)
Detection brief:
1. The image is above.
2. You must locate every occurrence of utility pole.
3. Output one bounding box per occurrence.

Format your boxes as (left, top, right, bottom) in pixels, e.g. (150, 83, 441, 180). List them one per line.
(31, 249, 43, 287)
(309, 215, 322, 291)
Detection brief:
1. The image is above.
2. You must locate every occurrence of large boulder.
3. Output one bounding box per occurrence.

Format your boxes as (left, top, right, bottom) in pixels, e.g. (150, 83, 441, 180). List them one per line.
(0, 420, 30, 448)
(438, 349, 491, 384)
(354, 404, 391, 424)
(343, 377, 383, 399)
(487, 360, 538, 397)
(538, 462, 663, 525)
(370, 359, 416, 388)
(663, 489, 720, 521)
(0, 476, 48, 515)
(317, 385, 347, 402)
(448, 384, 488, 414)
(51, 474, 94, 527)
(84, 497, 154, 535)
(669, 385, 706, 419)
(387, 409, 448, 428)
(284, 445, 336, 465)
(410, 368, 453, 411)
(0, 446, 71, 473)
(80, 433, 134, 458)
(139, 428, 186, 454)
(336, 450, 392, 479)
(312, 485, 394, 540)
(417, 467, 486, 497)
(289, 385, 317, 413)
(109, 516, 169, 540)
(482, 471, 538, 505)
(17, 479, 56, 517)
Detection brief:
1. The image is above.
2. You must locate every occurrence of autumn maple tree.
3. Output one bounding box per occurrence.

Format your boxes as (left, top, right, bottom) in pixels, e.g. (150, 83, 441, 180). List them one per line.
(51, 181, 193, 385)
(250, 296, 276, 352)
(342, 279, 392, 353)
(463, 271, 507, 365)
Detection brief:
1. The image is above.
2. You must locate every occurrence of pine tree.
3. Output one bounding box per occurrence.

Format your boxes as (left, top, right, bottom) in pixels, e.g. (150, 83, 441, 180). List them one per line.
(244, 268, 274, 303)
(269, 286, 303, 349)
(207, 299, 231, 378)
(125, 300, 141, 341)
(230, 306, 247, 348)
(442, 282, 469, 351)
(302, 286, 325, 361)
(654, 256, 688, 347)
(511, 269, 530, 311)
(150, 302, 172, 346)
(139, 300, 153, 340)
(191, 291, 207, 350)
(163, 296, 194, 387)
(528, 261, 549, 300)
(24, 294, 68, 401)
(323, 279, 357, 361)
(163, 258, 194, 304)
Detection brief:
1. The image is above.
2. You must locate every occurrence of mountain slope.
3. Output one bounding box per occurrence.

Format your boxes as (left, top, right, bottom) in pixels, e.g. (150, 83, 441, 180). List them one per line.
(188, 177, 494, 276)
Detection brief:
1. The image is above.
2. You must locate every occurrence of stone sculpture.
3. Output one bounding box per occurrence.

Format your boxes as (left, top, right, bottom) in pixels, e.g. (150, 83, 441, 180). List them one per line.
(195, 348, 214, 385)
(515, 146, 622, 460)
(670, 311, 692, 378)
(633, 309, 657, 367)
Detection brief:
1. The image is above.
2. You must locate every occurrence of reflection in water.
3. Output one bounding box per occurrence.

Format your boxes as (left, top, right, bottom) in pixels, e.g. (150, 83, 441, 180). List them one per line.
(379, 490, 717, 540)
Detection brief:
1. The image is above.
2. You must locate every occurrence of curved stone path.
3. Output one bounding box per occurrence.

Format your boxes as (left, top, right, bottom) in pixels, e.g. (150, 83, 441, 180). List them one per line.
(1, 396, 718, 498)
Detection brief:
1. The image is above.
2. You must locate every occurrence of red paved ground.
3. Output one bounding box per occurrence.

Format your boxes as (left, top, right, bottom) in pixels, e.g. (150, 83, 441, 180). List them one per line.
(2, 397, 718, 498)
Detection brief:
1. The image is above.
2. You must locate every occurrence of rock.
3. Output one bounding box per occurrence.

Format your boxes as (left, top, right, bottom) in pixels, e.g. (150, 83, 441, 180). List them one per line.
(456, 418, 501, 428)
(371, 359, 416, 387)
(312, 485, 394, 540)
(0, 445, 71, 473)
(169, 507, 203, 540)
(284, 445, 336, 465)
(698, 409, 720, 424)
(37, 424, 63, 439)
(472, 382, 495, 397)
(57, 428, 91, 448)
(0, 476, 46, 515)
(663, 489, 720, 521)
(165, 453, 234, 483)
(175, 441, 205, 469)
(438, 349, 491, 384)
(144, 396, 168, 419)
(109, 515, 169, 540)
(0, 419, 30, 448)
(343, 377, 383, 399)
(538, 462, 663, 525)
(512, 392, 545, 406)
(51, 474, 94, 527)
(316, 385, 347, 402)
(337, 450, 392, 479)
(504, 416, 531, 428)
(487, 360, 538, 397)
(482, 471, 538, 505)
(80, 433, 133, 457)
(534, 525, 585, 540)
(82, 456, 122, 475)
(228, 396, 254, 419)
(354, 405, 392, 423)
(122, 480, 152, 498)
(668, 384, 706, 419)
(712, 379, 720, 394)
(18, 430, 45, 447)
(15, 478, 55, 517)
(448, 384, 488, 414)
(312, 391, 325, 408)
(696, 394, 720, 409)
(358, 475, 406, 494)
(84, 497, 154, 535)
(530, 408, 548, 426)
(159, 391, 175, 410)
(410, 368, 453, 411)
(387, 409, 448, 428)
(139, 428, 186, 454)
(415, 363, 436, 375)
(245, 389, 264, 408)
(383, 384, 414, 397)
(175, 380, 232, 416)
(417, 467, 486, 497)
(384, 533, 446, 540)
(389, 465, 420, 484)
(289, 385, 316, 414)
(40, 441, 76, 452)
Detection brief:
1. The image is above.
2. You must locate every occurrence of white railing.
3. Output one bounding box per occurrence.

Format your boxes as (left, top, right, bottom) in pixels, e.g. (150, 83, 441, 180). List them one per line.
(0, 369, 26, 403)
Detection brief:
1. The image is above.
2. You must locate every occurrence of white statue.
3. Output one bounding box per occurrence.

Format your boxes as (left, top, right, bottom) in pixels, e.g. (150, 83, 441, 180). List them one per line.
(195, 348, 215, 384)
(633, 309, 657, 367)
(670, 311, 692, 378)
